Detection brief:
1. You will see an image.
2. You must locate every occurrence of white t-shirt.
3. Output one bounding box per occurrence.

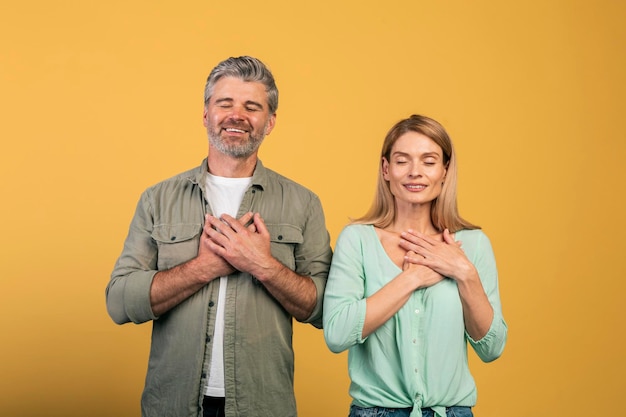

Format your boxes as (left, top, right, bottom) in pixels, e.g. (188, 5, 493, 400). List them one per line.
(203, 173, 252, 397)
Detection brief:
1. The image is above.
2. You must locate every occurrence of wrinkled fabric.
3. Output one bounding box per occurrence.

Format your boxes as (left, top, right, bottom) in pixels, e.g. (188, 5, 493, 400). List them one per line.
(106, 159, 332, 417)
(324, 225, 506, 417)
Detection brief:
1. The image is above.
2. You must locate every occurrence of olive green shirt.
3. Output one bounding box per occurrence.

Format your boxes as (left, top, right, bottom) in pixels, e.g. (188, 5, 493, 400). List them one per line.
(106, 159, 332, 417)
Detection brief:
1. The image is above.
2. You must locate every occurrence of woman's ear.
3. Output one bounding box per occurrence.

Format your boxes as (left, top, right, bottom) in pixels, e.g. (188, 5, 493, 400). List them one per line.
(382, 157, 390, 180)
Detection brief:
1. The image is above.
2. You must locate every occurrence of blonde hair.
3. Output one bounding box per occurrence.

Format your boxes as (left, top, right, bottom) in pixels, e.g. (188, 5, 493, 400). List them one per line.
(353, 114, 479, 233)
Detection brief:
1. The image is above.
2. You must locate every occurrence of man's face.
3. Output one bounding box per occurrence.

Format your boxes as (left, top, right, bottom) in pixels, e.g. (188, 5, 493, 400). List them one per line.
(203, 76, 276, 159)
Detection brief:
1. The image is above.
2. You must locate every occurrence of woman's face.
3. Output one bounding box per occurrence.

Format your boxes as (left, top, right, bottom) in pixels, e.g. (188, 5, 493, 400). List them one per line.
(382, 131, 447, 209)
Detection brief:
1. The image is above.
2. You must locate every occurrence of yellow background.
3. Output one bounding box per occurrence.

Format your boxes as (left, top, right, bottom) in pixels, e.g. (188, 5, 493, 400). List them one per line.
(1, 1, 624, 416)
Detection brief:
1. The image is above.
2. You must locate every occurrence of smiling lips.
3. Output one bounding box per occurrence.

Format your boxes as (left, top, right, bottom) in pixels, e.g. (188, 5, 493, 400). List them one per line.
(404, 184, 427, 191)
(223, 127, 248, 134)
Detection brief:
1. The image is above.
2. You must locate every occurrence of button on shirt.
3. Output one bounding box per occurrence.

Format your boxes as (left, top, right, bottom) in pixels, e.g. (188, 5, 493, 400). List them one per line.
(323, 225, 507, 417)
(106, 159, 333, 417)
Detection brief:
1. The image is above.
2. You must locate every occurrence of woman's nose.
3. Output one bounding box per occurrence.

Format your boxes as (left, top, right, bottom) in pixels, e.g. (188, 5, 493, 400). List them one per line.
(408, 164, 421, 178)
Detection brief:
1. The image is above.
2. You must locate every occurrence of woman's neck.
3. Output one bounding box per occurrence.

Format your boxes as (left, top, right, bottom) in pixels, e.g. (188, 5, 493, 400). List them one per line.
(386, 219, 438, 235)
(388, 204, 438, 235)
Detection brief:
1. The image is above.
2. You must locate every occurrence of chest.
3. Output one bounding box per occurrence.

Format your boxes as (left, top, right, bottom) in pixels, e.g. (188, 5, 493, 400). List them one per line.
(378, 234, 406, 269)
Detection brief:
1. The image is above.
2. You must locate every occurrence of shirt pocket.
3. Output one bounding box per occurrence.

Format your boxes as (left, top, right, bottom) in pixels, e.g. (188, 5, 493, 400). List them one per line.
(266, 224, 303, 271)
(151, 223, 202, 270)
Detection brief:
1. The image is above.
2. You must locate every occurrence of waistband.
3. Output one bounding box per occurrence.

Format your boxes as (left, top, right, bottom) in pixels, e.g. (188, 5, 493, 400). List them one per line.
(203, 396, 225, 406)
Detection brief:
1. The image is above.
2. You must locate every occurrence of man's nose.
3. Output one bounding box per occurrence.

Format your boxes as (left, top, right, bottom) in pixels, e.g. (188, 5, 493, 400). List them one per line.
(227, 105, 245, 120)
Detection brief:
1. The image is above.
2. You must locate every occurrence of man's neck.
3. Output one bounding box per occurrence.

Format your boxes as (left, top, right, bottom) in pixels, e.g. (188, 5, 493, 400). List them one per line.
(207, 152, 257, 178)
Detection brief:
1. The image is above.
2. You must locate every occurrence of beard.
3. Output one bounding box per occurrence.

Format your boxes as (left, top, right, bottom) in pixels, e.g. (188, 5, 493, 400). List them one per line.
(207, 122, 267, 159)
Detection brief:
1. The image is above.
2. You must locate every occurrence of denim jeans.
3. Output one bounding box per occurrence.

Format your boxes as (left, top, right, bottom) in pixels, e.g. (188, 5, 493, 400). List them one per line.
(349, 405, 473, 417)
(422, 407, 473, 417)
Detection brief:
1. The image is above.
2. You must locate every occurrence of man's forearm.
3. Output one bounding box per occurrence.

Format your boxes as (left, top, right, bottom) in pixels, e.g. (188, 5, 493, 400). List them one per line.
(254, 259, 318, 321)
(150, 258, 218, 317)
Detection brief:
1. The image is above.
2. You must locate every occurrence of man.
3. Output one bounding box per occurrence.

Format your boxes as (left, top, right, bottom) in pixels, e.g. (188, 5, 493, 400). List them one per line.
(106, 56, 332, 417)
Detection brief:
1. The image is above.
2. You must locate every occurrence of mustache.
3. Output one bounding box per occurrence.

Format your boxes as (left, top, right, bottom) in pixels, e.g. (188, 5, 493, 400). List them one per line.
(221, 121, 251, 131)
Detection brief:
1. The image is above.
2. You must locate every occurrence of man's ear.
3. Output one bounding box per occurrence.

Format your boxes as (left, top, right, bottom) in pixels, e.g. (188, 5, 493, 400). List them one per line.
(202, 106, 209, 127)
(264, 113, 277, 135)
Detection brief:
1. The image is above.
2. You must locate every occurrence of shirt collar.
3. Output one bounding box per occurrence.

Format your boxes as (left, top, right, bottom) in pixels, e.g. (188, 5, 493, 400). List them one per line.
(192, 158, 268, 191)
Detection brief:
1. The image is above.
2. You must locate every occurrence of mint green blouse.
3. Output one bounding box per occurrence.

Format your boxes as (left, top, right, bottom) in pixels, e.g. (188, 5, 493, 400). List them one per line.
(323, 225, 507, 417)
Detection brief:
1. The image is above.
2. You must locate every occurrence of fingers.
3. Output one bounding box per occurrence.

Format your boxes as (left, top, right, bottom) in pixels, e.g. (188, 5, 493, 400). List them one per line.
(399, 230, 419, 245)
(442, 228, 461, 246)
(252, 213, 269, 238)
(204, 212, 267, 246)
(238, 212, 255, 228)
(403, 250, 427, 265)
(204, 215, 229, 236)
(203, 216, 229, 250)
(399, 232, 427, 254)
(205, 212, 255, 235)
(399, 231, 431, 253)
(218, 213, 245, 233)
(405, 229, 439, 246)
(403, 250, 417, 271)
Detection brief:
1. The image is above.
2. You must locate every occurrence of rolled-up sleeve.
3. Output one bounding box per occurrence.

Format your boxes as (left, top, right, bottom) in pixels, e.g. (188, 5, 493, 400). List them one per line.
(466, 231, 507, 362)
(296, 195, 333, 328)
(106, 191, 159, 325)
(323, 226, 368, 353)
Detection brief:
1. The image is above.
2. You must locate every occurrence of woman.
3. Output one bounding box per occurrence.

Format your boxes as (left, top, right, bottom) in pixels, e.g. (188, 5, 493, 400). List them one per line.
(323, 115, 507, 417)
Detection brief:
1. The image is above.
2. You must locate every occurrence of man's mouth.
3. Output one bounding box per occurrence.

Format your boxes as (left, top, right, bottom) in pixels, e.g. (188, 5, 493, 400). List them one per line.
(223, 127, 248, 134)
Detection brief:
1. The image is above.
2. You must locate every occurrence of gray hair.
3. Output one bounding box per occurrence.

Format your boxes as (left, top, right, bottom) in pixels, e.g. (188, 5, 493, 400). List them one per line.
(204, 56, 279, 114)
